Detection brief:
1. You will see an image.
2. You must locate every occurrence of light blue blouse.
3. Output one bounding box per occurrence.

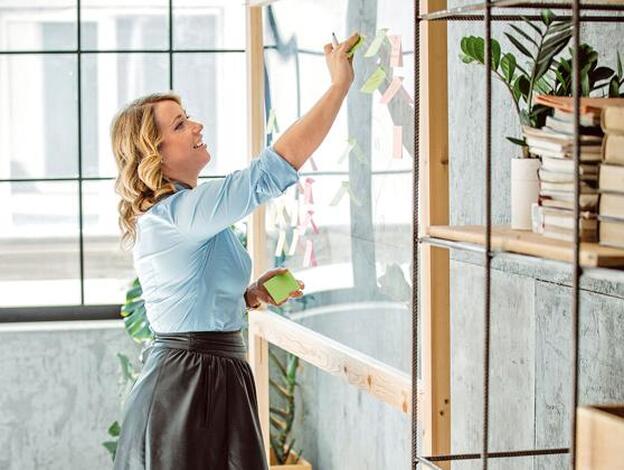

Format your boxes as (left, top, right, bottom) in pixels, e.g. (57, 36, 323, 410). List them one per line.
(132, 146, 300, 333)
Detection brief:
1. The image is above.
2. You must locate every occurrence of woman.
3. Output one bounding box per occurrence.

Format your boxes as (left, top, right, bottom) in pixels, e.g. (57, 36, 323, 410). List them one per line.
(110, 32, 360, 470)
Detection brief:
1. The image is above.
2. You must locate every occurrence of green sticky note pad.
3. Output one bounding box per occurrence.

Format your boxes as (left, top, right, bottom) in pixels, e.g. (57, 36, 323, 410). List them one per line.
(346, 34, 364, 58)
(263, 271, 299, 304)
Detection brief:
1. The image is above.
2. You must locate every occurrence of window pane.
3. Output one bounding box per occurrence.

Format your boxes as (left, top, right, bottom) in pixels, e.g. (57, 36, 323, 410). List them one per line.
(174, 0, 245, 50)
(83, 180, 134, 305)
(81, 53, 170, 178)
(173, 53, 247, 177)
(262, 0, 345, 51)
(80, 1, 168, 50)
(0, 54, 78, 180)
(0, 1, 77, 51)
(0, 181, 80, 307)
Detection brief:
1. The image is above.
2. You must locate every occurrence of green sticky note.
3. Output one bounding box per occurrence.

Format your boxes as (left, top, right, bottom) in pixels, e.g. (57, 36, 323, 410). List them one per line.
(346, 34, 365, 58)
(263, 270, 300, 304)
(360, 66, 387, 93)
(364, 29, 388, 57)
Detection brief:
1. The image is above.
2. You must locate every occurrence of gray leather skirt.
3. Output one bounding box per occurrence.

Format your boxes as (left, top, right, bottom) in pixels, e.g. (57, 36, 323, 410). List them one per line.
(112, 330, 268, 470)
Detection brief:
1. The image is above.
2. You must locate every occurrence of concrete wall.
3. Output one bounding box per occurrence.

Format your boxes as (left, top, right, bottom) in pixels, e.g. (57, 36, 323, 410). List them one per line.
(0, 320, 141, 470)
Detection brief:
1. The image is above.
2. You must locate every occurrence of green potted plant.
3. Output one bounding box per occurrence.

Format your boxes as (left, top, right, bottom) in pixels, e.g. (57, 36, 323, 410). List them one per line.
(459, 9, 622, 229)
(268, 349, 312, 469)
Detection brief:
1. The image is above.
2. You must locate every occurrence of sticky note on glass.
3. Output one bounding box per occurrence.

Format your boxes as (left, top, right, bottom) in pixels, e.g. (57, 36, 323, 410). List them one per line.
(388, 34, 403, 67)
(263, 270, 299, 304)
(360, 66, 387, 93)
(266, 108, 279, 134)
(380, 76, 403, 105)
(346, 34, 365, 58)
(364, 29, 388, 57)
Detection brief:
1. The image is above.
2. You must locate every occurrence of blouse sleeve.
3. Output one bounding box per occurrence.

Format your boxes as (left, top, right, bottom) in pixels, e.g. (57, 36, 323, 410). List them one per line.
(167, 146, 300, 242)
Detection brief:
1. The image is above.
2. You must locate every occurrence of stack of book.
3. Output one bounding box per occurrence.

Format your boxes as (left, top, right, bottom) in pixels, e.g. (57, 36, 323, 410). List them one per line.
(598, 105, 624, 249)
(524, 97, 605, 242)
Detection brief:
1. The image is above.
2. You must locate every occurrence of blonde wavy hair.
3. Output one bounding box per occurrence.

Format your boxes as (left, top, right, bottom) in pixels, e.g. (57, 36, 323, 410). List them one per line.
(111, 92, 181, 251)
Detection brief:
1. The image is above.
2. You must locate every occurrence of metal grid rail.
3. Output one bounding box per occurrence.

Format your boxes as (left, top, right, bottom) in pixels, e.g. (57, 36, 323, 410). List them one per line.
(412, 0, 622, 468)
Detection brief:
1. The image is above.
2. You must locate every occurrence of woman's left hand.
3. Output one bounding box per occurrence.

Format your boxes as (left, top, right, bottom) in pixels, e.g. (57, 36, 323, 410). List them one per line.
(245, 267, 305, 308)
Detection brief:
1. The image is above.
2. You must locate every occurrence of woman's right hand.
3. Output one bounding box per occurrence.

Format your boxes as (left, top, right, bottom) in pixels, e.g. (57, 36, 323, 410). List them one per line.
(323, 32, 360, 91)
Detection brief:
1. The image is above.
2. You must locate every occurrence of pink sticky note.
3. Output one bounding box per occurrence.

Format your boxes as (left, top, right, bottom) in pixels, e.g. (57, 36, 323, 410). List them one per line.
(308, 210, 319, 234)
(380, 77, 403, 105)
(388, 34, 403, 67)
(393, 126, 403, 159)
(310, 245, 318, 267)
(304, 177, 315, 204)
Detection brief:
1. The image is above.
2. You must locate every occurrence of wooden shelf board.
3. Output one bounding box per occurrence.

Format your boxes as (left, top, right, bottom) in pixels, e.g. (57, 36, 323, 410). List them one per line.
(427, 225, 624, 268)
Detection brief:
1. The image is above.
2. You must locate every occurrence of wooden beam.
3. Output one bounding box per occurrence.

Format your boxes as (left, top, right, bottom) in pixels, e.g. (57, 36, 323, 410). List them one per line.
(245, 3, 271, 462)
(249, 310, 424, 419)
(420, 0, 451, 465)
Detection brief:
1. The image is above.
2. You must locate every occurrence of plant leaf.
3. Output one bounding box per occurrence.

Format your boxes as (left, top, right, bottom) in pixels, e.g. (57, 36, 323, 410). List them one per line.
(108, 421, 121, 437)
(521, 16, 543, 35)
(582, 73, 590, 96)
(541, 9, 555, 26)
(508, 24, 539, 49)
(609, 76, 620, 97)
(505, 32, 534, 60)
(517, 75, 531, 99)
(507, 136, 527, 147)
(460, 53, 475, 64)
(618, 51, 623, 79)
(491, 38, 501, 70)
(592, 66, 615, 83)
(501, 53, 517, 83)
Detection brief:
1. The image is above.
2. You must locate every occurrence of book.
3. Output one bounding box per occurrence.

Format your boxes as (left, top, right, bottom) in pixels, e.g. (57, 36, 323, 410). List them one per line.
(602, 133, 624, 166)
(598, 216, 624, 249)
(542, 224, 598, 242)
(540, 192, 600, 211)
(526, 138, 602, 154)
(535, 95, 624, 116)
(540, 180, 598, 193)
(541, 156, 599, 174)
(544, 115, 604, 136)
(554, 108, 601, 127)
(523, 125, 603, 144)
(599, 164, 624, 193)
(529, 146, 602, 162)
(538, 169, 598, 183)
(599, 192, 624, 220)
(601, 106, 624, 134)
(542, 207, 597, 231)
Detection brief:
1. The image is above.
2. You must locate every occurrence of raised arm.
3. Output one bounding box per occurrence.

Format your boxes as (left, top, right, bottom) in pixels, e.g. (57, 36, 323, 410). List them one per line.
(273, 32, 360, 171)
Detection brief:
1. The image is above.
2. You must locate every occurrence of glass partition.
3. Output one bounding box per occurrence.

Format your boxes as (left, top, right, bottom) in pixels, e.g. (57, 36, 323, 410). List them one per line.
(262, 0, 414, 374)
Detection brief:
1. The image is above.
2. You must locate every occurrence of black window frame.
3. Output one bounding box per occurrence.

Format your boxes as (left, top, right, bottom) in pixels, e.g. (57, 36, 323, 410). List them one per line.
(0, 0, 245, 322)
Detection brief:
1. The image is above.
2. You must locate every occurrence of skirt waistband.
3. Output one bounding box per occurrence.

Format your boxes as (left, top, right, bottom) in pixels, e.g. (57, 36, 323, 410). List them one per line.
(151, 330, 247, 361)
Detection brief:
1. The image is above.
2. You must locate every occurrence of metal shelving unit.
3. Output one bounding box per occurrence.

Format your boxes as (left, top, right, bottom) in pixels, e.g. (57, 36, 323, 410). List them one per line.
(412, 1, 624, 469)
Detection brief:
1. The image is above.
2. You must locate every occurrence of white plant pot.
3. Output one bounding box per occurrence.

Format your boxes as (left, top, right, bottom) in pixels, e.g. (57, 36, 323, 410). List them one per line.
(511, 157, 540, 230)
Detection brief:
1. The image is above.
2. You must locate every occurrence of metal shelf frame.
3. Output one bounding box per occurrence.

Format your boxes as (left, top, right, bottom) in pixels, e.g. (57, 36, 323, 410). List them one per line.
(412, 0, 623, 468)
